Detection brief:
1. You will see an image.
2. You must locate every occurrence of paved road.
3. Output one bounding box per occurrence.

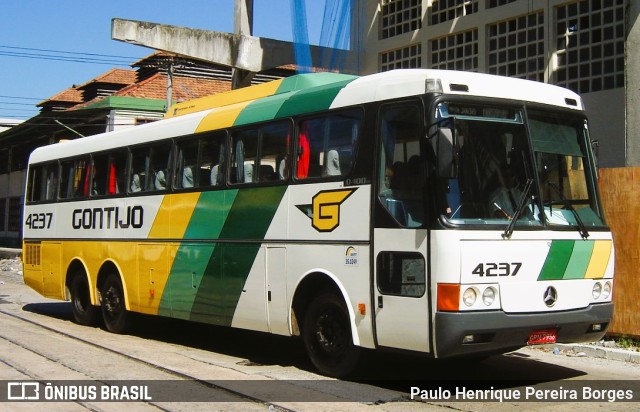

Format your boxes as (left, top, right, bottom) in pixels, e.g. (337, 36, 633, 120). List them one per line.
(0, 260, 638, 411)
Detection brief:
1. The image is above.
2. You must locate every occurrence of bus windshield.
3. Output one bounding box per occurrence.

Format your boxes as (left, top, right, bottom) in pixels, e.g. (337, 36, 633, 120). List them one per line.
(437, 102, 605, 231)
(529, 110, 604, 230)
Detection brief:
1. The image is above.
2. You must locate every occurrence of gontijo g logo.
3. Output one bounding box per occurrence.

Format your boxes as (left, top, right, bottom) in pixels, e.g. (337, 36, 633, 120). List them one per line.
(296, 188, 357, 232)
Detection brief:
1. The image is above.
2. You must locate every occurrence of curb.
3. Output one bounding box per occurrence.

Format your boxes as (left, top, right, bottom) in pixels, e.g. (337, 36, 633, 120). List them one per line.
(539, 343, 640, 364)
(0, 248, 21, 259)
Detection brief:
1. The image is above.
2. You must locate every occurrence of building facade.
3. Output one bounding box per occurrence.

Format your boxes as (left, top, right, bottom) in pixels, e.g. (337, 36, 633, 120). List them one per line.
(358, 0, 630, 168)
(0, 53, 296, 246)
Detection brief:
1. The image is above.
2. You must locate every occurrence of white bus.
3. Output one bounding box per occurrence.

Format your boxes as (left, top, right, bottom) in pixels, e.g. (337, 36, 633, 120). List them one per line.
(23, 70, 614, 377)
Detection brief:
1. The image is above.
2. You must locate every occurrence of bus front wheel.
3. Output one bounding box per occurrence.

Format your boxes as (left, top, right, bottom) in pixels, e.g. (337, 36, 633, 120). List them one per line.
(302, 293, 361, 378)
(70, 273, 99, 326)
(100, 272, 130, 334)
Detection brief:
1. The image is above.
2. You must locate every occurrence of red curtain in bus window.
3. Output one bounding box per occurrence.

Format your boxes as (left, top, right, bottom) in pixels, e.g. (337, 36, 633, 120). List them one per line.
(297, 129, 310, 178)
(83, 164, 91, 196)
(108, 162, 117, 194)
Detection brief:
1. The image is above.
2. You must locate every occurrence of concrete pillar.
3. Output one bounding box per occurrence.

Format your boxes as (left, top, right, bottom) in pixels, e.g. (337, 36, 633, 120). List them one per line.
(232, 0, 255, 88)
(626, 0, 640, 166)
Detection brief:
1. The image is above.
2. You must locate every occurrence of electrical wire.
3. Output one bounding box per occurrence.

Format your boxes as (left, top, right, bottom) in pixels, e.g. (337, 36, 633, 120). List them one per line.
(0, 44, 138, 65)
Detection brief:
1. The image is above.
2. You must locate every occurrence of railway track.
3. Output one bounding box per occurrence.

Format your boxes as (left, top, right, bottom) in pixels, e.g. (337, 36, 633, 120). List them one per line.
(0, 306, 298, 411)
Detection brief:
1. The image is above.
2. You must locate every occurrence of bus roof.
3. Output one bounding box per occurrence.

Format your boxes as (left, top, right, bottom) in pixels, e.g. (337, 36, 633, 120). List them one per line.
(167, 69, 584, 118)
(29, 70, 584, 164)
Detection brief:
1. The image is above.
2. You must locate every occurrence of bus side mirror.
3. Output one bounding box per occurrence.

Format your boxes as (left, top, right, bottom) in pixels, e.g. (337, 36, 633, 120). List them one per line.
(437, 127, 456, 179)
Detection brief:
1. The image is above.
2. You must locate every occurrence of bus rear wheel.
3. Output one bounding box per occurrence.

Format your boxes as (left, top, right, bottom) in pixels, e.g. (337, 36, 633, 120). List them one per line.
(302, 293, 361, 378)
(70, 273, 99, 326)
(100, 272, 130, 334)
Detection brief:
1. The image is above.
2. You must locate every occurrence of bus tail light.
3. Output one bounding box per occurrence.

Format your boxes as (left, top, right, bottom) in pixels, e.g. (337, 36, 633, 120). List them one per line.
(437, 283, 460, 311)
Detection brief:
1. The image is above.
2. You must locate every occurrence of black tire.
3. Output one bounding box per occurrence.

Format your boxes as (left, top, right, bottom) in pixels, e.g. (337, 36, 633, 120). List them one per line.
(70, 273, 99, 326)
(302, 293, 361, 378)
(100, 272, 130, 334)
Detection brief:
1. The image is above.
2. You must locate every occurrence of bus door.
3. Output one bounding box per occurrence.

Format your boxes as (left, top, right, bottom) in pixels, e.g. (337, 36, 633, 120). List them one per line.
(373, 234, 430, 352)
(373, 103, 431, 352)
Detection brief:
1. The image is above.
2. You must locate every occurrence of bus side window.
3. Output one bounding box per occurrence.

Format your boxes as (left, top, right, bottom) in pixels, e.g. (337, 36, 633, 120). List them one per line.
(377, 252, 426, 297)
(231, 130, 258, 184)
(27, 162, 57, 202)
(59, 157, 90, 199)
(378, 104, 424, 228)
(202, 132, 226, 187)
(175, 137, 199, 189)
(130, 146, 149, 193)
(296, 109, 361, 180)
(109, 150, 128, 195)
(151, 143, 172, 191)
(91, 154, 107, 196)
(93, 150, 127, 196)
(259, 122, 290, 182)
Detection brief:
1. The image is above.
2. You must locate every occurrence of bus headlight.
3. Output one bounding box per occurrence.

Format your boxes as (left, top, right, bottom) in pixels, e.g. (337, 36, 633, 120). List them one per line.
(463, 288, 477, 307)
(482, 287, 496, 306)
(592, 282, 602, 299)
(602, 281, 612, 299)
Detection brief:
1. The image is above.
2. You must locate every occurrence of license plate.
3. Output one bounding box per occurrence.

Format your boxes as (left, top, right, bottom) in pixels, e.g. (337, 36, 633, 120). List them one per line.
(527, 328, 557, 345)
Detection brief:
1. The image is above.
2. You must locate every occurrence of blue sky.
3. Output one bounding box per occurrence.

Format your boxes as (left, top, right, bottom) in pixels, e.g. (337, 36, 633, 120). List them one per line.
(0, 0, 325, 120)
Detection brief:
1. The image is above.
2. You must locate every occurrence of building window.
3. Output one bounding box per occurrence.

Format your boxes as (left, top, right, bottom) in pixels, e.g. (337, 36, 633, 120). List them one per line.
(381, 44, 422, 72)
(555, 0, 625, 93)
(380, 0, 422, 39)
(0, 149, 8, 174)
(488, 0, 517, 8)
(8, 197, 22, 232)
(430, 0, 478, 26)
(430, 30, 478, 71)
(0, 198, 6, 231)
(488, 12, 545, 82)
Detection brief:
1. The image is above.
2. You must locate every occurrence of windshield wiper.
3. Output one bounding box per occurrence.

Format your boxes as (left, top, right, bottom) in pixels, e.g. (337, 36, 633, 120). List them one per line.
(502, 178, 533, 239)
(546, 182, 590, 239)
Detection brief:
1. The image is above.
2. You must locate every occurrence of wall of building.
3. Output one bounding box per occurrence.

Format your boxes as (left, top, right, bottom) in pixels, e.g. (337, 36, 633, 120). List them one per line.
(0, 170, 26, 247)
(626, 1, 640, 167)
(359, 0, 627, 168)
(582, 88, 625, 168)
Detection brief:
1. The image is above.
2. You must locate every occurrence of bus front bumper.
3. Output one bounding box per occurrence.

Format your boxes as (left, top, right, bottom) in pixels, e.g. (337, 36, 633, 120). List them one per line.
(434, 303, 614, 358)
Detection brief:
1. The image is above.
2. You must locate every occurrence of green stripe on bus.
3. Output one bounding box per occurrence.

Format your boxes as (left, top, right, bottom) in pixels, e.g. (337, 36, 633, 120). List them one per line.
(233, 93, 292, 126)
(182, 190, 238, 239)
(189, 186, 287, 326)
(158, 243, 214, 319)
(563, 241, 594, 279)
(276, 79, 355, 118)
(538, 240, 574, 280)
(159, 190, 238, 318)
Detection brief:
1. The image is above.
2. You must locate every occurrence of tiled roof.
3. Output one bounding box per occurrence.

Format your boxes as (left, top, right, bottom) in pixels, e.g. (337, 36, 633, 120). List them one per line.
(115, 73, 231, 102)
(37, 87, 83, 107)
(75, 68, 137, 89)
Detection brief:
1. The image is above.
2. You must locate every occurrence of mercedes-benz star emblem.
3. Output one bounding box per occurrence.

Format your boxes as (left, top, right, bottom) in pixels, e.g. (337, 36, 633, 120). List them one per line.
(543, 286, 558, 307)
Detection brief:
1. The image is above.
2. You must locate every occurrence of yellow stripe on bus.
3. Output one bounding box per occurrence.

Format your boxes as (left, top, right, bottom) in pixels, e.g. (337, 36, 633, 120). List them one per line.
(195, 102, 252, 133)
(584, 240, 613, 279)
(166, 79, 284, 118)
(148, 193, 201, 239)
